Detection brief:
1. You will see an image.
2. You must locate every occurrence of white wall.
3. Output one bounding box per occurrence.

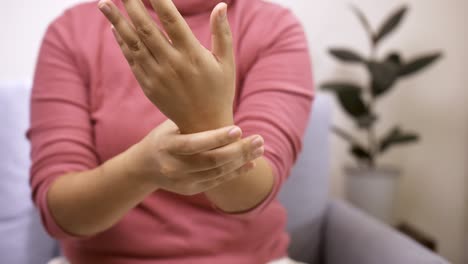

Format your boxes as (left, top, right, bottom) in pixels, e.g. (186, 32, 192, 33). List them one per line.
(1, 0, 92, 81)
(1, 0, 467, 263)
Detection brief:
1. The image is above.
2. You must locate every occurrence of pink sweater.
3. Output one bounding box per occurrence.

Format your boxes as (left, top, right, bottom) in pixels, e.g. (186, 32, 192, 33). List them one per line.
(28, 0, 314, 263)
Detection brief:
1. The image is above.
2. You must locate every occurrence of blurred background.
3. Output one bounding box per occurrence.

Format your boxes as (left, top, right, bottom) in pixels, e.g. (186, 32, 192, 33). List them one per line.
(1, 0, 467, 263)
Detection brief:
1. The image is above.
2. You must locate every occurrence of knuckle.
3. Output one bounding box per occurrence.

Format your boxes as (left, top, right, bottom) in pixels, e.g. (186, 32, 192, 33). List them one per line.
(213, 166, 225, 176)
(136, 23, 155, 38)
(221, 27, 232, 39)
(241, 142, 251, 161)
(159, 11, 178, 27)
(127, 38, 143, 52)
(109, 13, 119, 25)
(113, 18, 125, 31)
(159, 164, 175, 177)
(189, 52, 205, 67)
(205, 154, 220, 167)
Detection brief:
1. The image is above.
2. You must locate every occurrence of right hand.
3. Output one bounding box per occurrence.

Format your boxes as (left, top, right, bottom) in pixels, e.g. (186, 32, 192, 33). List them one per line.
(126, 120, 265, 196)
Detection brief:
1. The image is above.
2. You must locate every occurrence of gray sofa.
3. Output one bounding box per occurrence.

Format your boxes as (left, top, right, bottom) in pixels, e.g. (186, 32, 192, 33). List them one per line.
(0, 82, 449, 263)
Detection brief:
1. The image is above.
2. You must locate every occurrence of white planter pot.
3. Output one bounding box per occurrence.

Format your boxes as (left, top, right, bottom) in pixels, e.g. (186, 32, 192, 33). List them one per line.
(345, 167, 400, 224)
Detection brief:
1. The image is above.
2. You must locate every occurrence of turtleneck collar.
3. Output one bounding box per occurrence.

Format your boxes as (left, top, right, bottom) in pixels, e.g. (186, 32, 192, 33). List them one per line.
(143, 0, 232, 16)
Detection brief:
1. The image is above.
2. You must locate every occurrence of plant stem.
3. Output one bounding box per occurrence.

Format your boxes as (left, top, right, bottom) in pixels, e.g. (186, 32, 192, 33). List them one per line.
(367, 41, 378, 167)
(333, 125, 362, 146)
(367, 99, 377, 166)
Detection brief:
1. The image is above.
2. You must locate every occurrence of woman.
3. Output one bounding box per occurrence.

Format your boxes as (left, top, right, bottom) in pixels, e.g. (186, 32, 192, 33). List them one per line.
(28, 0, 314, 263)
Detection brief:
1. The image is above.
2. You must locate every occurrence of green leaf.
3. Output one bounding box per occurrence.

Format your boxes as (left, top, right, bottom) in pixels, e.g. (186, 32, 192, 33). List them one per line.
(350, 5, 373, 39)
(399, 53, 442, 77)
(357, 114, 378, 129)
(374, 6, 408, 44)
(321, 83, 369, 118)
(350, 145, 373, 163)
(333, 126, 373, 164)
(385, 52, 403, 66)
(321, 83, 361, 92)
(329, 48, 365, 63)
(379, 127, 420, 153)
(368, 59, 400, 97)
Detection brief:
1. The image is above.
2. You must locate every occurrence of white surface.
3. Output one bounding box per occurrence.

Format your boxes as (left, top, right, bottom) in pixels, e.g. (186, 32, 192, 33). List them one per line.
(48, 257, 69, 264)
(346, 168, 399, 224)
(1, 0, 91, 81)
(0, 0, 467, 262)
(268, 257, 306, 264)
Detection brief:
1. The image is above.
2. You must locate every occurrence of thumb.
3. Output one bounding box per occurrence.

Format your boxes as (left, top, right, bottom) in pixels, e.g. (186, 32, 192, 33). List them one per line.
(210, 2, 234, 64)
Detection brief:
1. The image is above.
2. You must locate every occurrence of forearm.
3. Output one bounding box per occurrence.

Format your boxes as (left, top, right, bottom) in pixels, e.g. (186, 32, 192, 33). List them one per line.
(204, 157, 275, 213)
(47, 143, 156, 237)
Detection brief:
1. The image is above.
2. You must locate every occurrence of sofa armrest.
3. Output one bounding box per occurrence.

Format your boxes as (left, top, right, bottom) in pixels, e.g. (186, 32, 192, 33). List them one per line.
(323, 200, 450, 264)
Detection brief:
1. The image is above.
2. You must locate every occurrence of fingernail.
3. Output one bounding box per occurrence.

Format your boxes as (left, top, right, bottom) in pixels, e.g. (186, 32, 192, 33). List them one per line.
(252, 147, 264, 158)
(228, 127, 241, 138)
(98, 1, 111, 15)
(251, 136, 264, 148)
(218, 4, 227, 22)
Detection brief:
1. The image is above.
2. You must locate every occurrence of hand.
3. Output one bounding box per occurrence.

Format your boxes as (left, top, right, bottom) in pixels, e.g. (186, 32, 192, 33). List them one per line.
(126, 120, 265, 196)
(99, 0, 236, 133)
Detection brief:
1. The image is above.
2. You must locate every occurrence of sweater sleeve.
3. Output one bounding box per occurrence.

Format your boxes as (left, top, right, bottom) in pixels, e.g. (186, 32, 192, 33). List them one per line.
(27, 11, 98, 240)
(231, 9, 314, 216)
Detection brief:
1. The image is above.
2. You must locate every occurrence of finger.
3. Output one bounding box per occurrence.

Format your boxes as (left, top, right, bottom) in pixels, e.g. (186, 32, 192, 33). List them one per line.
(169, 126, 242, 155)
(183, 135, 264, 172)
(111, 26, 146, 79)
(120, 0, 175, 61)
(148, 0, 199, 49)
(197, 161, 256, 189)
(210, 2, 234, 64)
(98, 0, 158, 70)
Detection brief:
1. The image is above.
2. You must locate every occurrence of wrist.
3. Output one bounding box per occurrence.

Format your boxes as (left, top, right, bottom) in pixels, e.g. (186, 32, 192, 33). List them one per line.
(120, 142, 160, 190)
(179, 113, 234, 134)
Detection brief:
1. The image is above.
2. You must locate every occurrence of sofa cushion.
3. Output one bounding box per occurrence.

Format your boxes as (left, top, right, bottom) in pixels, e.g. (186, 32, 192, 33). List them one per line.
(278, 94, 333, 263)
(0, 82, 34, 218)
(0, 82, 57, 263)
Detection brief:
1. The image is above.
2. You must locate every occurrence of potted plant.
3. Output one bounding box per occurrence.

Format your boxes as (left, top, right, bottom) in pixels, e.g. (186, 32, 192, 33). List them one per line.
(321, 5, 442, 223)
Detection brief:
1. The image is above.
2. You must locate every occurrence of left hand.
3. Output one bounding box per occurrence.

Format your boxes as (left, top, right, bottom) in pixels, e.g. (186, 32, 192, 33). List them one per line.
(127, 120, 264, 196)
(98, 0, 236, 133)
